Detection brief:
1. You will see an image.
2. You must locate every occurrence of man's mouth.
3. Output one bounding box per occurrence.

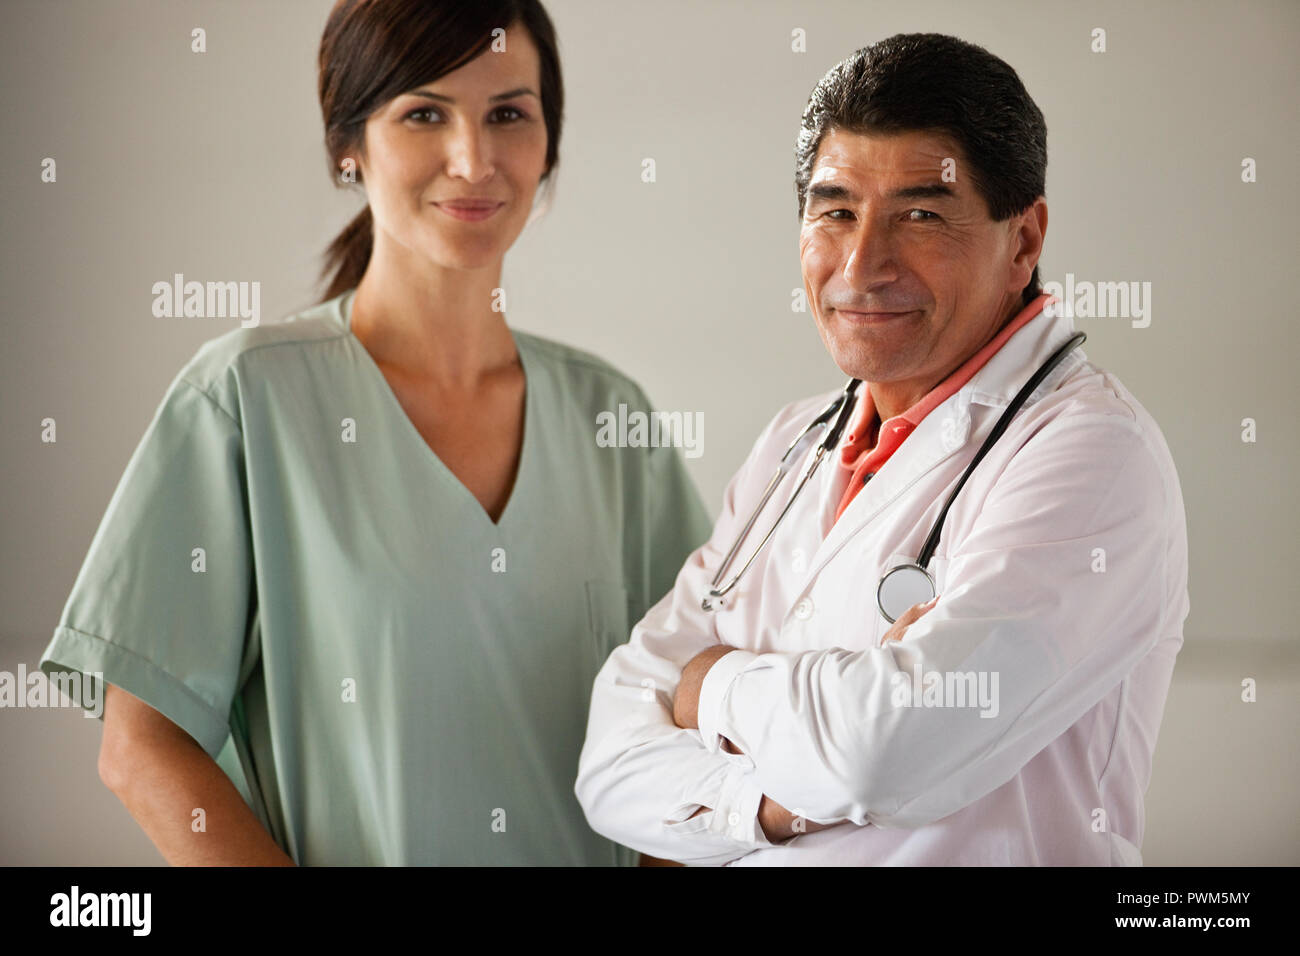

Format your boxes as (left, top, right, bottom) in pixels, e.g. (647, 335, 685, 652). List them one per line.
(835, 308, 919, 325)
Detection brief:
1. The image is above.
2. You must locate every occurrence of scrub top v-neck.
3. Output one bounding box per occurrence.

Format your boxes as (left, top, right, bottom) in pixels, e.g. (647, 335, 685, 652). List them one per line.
(40, 288, 713, 865)
(345, 298, 535, 530)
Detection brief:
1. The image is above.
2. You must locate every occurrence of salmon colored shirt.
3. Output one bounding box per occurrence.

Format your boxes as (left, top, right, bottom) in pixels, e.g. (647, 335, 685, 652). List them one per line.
(833, 292, 1054, 523)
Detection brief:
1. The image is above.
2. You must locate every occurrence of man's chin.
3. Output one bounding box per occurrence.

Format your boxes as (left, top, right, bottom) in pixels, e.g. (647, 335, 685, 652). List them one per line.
(825, 325, 931, 384)
(826, 342, 889, 384)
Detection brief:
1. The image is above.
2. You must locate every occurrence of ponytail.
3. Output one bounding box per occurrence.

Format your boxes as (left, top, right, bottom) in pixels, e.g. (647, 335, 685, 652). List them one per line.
(319, 205, 372, 304)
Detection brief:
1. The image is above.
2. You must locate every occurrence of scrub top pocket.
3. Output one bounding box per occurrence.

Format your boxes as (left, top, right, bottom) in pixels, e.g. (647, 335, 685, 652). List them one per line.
(585, 579, 632, 667)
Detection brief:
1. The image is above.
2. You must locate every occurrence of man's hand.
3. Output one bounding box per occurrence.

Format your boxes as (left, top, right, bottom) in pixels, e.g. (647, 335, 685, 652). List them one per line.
(672, 644, 862, 848)
(672, 644, 738, 730)
(880, 594, 939, 645)
(683, 795, 840, 844)
(757, 795, 842, 842)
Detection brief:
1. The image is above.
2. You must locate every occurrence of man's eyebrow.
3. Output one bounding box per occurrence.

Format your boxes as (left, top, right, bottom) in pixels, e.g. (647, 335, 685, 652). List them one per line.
(406, 87, 539, 104)
(806, 181, 958, 204)
(889, 183, 958, 201)
(806, 182, 857, 204)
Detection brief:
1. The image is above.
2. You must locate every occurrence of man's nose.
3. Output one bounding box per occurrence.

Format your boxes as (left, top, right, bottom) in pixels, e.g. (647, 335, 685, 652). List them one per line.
(842, 216, 900, 289)
(445, 122, 495, 183)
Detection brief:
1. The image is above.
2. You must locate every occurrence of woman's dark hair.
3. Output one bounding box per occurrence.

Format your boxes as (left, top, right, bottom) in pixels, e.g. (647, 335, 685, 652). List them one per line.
(794, 33, 1048, 307)
(317, 0, 563, 302)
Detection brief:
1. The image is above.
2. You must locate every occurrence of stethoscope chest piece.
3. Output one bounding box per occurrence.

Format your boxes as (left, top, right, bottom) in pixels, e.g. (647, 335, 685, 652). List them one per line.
(876, 563, 936, 624)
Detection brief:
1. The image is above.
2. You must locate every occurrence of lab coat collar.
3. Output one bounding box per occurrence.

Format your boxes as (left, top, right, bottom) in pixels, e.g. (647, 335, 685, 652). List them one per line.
(963, 294, 1085, 410)
(800, 294, 1086, 592)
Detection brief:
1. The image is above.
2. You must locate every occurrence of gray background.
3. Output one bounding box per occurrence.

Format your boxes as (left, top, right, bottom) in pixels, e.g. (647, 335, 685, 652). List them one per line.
(2, 0, 1296, 864)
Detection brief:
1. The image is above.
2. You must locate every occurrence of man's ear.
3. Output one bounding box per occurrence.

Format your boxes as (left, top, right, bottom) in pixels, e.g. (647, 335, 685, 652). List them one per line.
(1008, 197, 1048, 292)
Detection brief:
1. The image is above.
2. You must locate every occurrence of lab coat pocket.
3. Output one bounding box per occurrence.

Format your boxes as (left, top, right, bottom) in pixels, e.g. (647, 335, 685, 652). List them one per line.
(585, 579, 632, 667)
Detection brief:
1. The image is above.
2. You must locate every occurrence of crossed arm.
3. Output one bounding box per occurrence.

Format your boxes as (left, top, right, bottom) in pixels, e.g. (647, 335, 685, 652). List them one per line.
(669, 602, 933, 843)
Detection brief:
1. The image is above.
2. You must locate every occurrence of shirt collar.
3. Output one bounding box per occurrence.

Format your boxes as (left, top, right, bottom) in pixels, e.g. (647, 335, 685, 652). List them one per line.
(839, 292, 1058, 457)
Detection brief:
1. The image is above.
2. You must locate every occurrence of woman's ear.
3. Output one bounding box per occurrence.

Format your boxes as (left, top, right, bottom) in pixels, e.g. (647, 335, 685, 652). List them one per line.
(526, 173, 556, 227)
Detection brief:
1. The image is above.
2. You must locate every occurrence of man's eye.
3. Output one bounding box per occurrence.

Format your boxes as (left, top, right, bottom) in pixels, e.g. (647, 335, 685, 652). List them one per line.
(908, 209, 939, 221)
(826, 209, 854, 220)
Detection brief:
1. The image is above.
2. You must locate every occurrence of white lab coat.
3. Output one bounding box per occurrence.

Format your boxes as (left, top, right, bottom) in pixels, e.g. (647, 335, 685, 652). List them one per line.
(575, 300, 1190, 865)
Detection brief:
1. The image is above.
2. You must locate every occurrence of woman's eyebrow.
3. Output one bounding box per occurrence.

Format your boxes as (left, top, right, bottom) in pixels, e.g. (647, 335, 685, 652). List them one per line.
(406, 86, 540, 104)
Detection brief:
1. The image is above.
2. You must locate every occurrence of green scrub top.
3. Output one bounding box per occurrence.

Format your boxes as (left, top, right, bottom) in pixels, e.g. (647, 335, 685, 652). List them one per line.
(40, 288, 712, 865)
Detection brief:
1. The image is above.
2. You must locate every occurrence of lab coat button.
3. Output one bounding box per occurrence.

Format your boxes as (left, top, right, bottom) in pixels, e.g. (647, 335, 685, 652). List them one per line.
(794, 598, 814, 620)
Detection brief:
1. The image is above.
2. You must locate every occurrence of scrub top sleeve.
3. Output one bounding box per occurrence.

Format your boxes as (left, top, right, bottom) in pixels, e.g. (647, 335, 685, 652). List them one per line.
(640, 443, 714, 624)
(39, 376, 254, 760)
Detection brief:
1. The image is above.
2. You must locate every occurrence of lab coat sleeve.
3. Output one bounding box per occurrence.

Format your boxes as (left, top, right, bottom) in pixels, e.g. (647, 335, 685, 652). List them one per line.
(700, 412, 1179, 828)
(576, 413, 795, 865)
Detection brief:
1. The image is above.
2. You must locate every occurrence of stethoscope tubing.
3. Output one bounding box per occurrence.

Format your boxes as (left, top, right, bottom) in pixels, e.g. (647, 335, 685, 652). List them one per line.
(703, 379, 860, 609)
(704, 330, 1085, 615)
(914, 330, 1086, 569)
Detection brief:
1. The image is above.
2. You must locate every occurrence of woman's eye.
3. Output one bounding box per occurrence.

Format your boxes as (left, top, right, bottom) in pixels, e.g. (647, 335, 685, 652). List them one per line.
(405, 106, 526, 123)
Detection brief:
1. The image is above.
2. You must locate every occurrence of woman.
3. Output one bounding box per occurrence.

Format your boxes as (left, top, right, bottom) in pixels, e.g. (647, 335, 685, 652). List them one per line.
(40, 0, 711, 865)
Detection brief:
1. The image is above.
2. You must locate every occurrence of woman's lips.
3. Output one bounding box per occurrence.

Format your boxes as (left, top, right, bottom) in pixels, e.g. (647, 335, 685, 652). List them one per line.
(433, 201, 504, 222)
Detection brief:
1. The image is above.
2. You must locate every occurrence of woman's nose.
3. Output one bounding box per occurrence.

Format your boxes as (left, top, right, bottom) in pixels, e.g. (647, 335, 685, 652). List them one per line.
(445, 123, 495, 183)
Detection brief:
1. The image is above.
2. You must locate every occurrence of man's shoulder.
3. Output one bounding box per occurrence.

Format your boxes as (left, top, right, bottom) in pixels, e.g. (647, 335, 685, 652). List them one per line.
(1019, 361, 1188, 575)
(718, 385, 851, 478)
(1040, 360, 1181, 483)
(764, 387, 848, 441)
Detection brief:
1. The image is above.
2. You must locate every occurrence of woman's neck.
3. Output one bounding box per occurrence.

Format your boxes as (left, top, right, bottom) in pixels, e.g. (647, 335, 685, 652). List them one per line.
(349, 243, 519, 389)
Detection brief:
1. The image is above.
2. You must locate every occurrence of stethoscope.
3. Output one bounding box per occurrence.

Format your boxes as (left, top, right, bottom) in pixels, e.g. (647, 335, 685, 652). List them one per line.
(703, 331, 1086, 622)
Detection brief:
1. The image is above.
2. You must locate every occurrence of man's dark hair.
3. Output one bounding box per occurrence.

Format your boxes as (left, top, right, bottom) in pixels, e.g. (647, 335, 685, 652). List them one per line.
(794, 33, 1048, 306)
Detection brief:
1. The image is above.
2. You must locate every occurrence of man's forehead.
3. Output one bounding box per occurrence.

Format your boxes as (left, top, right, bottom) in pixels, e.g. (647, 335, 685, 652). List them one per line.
(808, 128, 963, 186)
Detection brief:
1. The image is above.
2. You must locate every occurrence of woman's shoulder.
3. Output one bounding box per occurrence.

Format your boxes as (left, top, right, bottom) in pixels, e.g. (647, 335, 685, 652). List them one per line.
(171, 295, 352, 408)
(512, 329, 654, 408)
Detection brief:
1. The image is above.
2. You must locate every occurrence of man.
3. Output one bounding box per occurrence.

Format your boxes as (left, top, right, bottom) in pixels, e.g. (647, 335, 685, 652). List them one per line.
(575, 33, 1189, 865)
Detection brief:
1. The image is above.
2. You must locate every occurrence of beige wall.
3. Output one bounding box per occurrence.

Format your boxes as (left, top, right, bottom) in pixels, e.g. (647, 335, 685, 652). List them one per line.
(2, 0, 1296, 864)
